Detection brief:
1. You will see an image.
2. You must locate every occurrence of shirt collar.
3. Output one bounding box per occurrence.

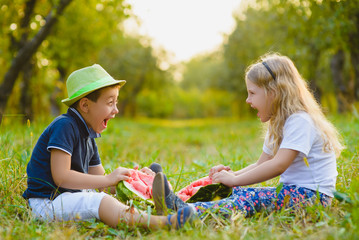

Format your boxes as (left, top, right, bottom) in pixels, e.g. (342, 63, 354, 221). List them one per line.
(69, 108, 101, 138)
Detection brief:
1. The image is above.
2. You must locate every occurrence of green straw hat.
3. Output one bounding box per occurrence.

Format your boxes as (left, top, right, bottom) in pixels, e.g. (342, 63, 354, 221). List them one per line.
(62, 64, 126, 107)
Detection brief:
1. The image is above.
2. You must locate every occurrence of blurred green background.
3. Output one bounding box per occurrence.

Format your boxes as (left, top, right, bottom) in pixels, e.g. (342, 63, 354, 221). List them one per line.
(1, 1, 359, 238)
(1, 0, 359, 124)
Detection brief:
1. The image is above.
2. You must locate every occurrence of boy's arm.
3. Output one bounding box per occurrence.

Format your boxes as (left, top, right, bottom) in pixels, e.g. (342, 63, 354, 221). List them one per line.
(88, 165, 106, 175)
(51, 149, 130, 190)
(88, 165, 117, 194)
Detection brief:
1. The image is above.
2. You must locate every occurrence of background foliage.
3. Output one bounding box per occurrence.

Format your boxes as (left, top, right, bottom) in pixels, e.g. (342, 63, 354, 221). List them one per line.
(1, 0, 359, 238)
(1, 0, 359, 122)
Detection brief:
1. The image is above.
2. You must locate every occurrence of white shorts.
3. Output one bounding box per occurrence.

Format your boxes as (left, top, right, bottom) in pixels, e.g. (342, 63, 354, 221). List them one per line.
(28, 190, 107, 222)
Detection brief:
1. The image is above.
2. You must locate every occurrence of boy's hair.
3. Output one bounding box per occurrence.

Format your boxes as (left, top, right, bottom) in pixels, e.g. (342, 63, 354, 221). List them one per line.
(245, 52, 344, 157)
(70, 84, 120, 109)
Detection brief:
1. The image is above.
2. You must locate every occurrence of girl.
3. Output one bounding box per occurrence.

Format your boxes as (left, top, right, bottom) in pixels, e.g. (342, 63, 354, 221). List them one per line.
(153, 53, 344, 218)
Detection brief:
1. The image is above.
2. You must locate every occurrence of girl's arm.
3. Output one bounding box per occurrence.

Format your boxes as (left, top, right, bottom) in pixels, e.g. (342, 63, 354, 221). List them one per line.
(51, 149, 130, 190)
(212, 148, 298, 187)
(209, 152, 272, 178)
(233, 151, 273, 176)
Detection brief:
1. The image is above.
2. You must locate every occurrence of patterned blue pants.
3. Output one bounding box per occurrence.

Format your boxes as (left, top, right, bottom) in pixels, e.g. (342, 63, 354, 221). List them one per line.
(191, 185, 332, 218)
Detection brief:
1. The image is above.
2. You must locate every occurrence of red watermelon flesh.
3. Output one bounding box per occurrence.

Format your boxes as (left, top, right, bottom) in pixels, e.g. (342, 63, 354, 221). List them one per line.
(177, 176, 212, 202)
(126, 170, 154, 199)
(123, 170, 210, 202)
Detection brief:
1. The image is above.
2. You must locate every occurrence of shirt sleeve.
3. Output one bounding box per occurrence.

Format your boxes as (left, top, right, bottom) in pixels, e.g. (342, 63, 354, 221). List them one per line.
(47, 118, 77, 156)
(279, 114, 316, 156)
(262, 130, 273, 156)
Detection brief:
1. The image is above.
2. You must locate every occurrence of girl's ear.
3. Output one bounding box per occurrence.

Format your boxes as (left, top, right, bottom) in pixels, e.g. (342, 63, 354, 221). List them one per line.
(267, 89, 276, 112)
(78, 98, 89, 113)
(268, 89, 276, 100)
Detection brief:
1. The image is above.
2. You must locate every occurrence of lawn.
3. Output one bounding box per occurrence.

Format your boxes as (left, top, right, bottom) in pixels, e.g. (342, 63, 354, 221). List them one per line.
(0, 115, 358, 239)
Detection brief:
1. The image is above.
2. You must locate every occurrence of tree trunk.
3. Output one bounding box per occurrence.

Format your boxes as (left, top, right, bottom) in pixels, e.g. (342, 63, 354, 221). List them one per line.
(20, 61, 34, 123)
(351, 52, 359, 101)
(347, 2, 359, 103)
(348, 10, 359, 101)
(309, 80, 321, 105)
(330, 49, 350, 113)
(0, 0, 73, 124)
(307, 48, 322, 104)
(50, 66, 67, 116)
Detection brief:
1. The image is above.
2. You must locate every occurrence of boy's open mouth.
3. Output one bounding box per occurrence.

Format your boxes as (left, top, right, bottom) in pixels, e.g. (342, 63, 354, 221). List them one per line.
(103, 119, 109, 128)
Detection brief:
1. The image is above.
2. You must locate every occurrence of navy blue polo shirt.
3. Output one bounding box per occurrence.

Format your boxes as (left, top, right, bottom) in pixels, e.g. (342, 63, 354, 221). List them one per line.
(22, 108, 101, 199)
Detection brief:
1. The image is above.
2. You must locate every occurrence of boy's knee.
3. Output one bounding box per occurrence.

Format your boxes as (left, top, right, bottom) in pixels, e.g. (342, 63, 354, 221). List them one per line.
(98, 195, 125, 227)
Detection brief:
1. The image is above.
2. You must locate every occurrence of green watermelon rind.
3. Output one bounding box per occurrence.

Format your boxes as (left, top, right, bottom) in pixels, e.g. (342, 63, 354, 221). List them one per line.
(184, 183, 232, 203)
(116, 181, 154, 205)
(116, 180, 231, 205)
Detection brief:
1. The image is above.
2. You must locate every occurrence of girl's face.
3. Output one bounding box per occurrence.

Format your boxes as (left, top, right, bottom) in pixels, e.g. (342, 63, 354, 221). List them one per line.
(245, 79, 274, 122)
(84, 86, 119, 133)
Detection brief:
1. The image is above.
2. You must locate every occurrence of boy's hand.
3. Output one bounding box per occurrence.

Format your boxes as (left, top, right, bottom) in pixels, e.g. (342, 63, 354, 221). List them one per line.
(209, 164, 232, 178)
(212, 170, 236, 187)
(107, 167, 131, 186)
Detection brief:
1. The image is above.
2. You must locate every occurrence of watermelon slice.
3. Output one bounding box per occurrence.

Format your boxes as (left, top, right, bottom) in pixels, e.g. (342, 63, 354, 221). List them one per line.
(116, 170, 154, 203)
(177, 177, 213, 202)
(116, 171, 232, 205)
(177, 176, 232, 203)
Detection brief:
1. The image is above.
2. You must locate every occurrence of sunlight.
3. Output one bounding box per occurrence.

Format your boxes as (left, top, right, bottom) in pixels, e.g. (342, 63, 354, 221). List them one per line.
(124, 0, 242, 63)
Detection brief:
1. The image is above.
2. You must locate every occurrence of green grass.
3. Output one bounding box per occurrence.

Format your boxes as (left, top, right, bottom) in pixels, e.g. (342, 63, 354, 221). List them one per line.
(1, 115, 358, 239)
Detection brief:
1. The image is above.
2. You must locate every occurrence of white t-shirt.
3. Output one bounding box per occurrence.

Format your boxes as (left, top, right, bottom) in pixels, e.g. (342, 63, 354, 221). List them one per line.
(263, 112, 337, 197)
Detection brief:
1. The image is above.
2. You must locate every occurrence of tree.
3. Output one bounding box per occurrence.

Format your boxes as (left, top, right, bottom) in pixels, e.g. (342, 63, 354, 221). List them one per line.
(0, 0, 130, 122)
(0, 0, 73, 124)
(98, 35, 171, 116)
(223, 4, 286, 100)
(222, 0, 359, 113)
(43, 0, 129, 116)
(180, 52, 227, 90)
(328, 0, 359, 111)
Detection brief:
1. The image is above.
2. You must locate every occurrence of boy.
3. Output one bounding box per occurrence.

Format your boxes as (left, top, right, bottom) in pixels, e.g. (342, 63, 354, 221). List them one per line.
(22, 64, 193, 229)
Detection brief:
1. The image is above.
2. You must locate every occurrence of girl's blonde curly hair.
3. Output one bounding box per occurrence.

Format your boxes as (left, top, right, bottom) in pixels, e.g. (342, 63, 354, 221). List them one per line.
(245, 53, 344, 157)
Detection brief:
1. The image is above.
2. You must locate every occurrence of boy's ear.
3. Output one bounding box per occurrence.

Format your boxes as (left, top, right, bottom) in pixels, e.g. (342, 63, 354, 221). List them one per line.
(78, 98, 89, 113)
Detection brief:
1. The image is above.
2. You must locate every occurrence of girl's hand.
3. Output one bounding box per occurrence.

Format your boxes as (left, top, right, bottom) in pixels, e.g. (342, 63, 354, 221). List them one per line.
(209, 164, 232, 178)
(106, 167, 131, 186)
(212, 170, 236, 187)
(133, 165, 155, 176)
(139, 167, 156, 176)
